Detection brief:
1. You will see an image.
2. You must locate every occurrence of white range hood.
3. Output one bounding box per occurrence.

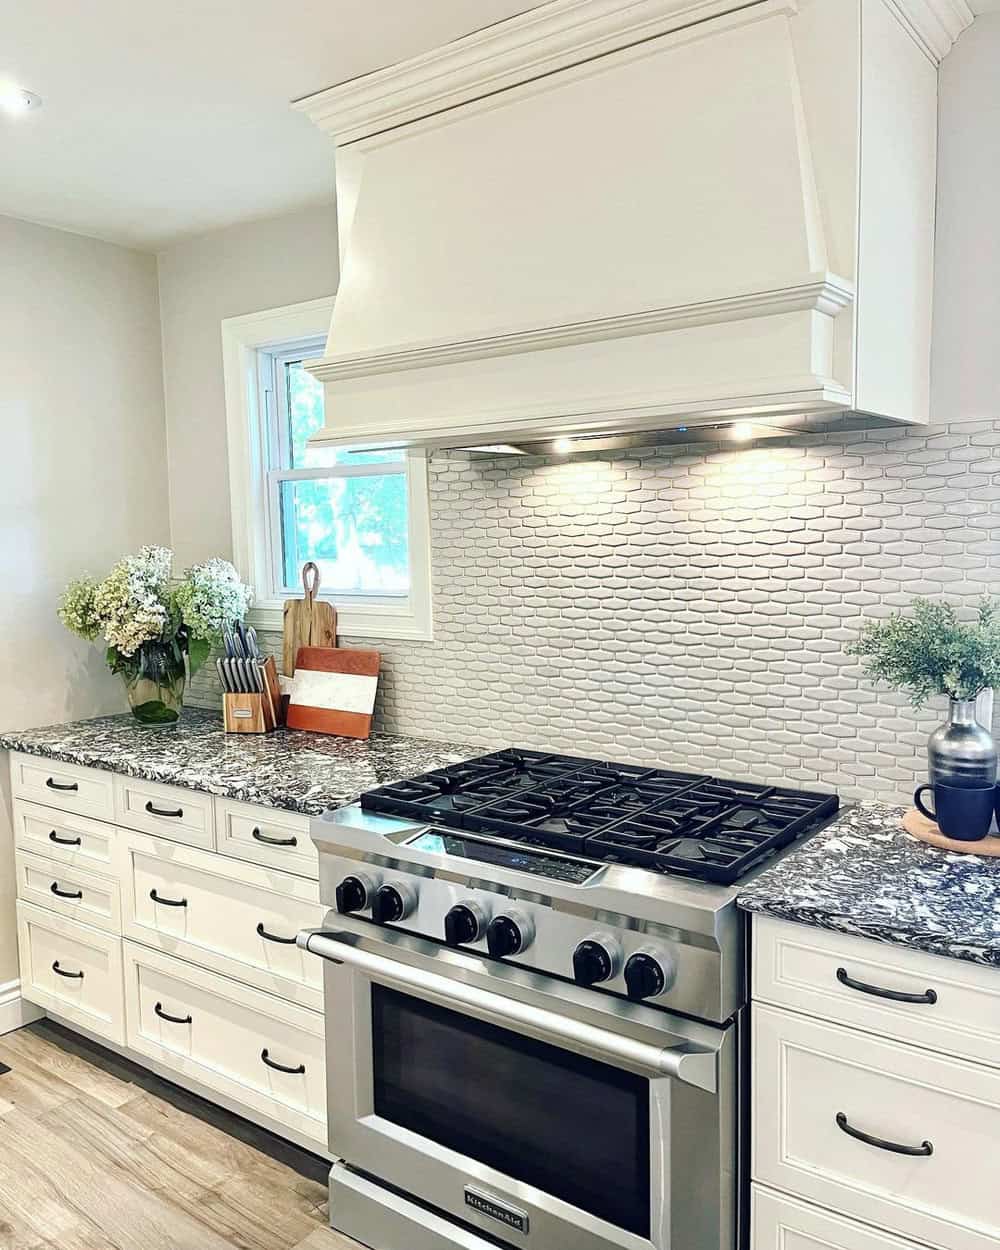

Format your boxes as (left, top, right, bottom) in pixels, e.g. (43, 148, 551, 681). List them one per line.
(296, 0, 973, 451)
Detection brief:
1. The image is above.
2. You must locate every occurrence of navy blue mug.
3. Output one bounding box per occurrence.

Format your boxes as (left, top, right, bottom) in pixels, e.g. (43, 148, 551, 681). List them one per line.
(914, 782, 994, 841)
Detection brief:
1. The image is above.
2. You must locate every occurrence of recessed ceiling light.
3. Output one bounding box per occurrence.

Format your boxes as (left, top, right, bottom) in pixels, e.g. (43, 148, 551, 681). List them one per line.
(0, 86, 42, 117)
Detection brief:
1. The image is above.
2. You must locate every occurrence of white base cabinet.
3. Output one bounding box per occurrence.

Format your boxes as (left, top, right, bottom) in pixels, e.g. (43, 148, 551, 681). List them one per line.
(752, 915, 1000, 1250)
(8, 751, 327, 1154)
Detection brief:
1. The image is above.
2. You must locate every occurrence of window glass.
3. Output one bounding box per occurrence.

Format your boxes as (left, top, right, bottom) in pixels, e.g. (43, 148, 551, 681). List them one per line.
(277, 475, 410, 595)
(285, 360, 403, 469)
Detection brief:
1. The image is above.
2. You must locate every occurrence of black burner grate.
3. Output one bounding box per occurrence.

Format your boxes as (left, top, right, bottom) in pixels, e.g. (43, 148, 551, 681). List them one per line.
(360, 751, 838, 885)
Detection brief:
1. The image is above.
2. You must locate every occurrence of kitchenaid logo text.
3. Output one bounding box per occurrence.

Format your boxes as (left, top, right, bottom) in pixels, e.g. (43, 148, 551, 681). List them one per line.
(464, 1187, 529, 1234)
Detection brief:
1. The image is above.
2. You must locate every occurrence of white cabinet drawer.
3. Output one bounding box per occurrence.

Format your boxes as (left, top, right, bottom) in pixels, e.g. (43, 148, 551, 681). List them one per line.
(14, 850, 121, 935)
(752, 1186, 929, 1250)
(10, 753, 115, 822)
(123, 941, 325, 1146)
(13, 799, 117, 871)
(215, 798, 316, 879)
(17, 901, 124, 1044)
(753, 915, 1000, 1068)
(114, 775, 214, 849)
(119, 830, 324, 1009)
(753, 1003, 1000, 1250)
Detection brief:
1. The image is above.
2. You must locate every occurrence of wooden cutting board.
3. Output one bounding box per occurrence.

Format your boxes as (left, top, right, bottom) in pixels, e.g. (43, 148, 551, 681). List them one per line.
(285, 646, 381, 738)
(283, 562, 337, 677)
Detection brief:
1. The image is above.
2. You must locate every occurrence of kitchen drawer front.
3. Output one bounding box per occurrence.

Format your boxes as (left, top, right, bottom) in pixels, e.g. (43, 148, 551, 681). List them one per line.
(13, 799, 117, 872)
(215, 798, 316, 879)
(17, 901, 124, 1044)
(752, 1185, 930, 1250)
(753, 1003, 1000, 1250)
(123, 941, 325, 1145)
(114, 775, 214, 849)
(753, 915, 1000, 1068)
(10, 753, 115, 822)
(14, 849, 121, 935)
(119, 830, 324, 1009)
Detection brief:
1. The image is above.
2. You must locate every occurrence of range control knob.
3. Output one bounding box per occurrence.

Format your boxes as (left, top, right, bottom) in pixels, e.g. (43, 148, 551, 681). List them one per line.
(486, 909, 535, 959)
(624, 951, 672, 1002)
(335, 872, 377, 915)
(572, 936, 623, 987)
(444, 901, 489, 946)
(370, 881, 418, 925)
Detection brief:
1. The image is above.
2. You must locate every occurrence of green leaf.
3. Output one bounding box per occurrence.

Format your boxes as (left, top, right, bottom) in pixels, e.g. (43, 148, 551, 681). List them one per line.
(186, 636, 211, 676)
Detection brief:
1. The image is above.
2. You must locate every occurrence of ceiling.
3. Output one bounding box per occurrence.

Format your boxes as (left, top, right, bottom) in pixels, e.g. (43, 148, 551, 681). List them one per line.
(0, 0, 532, 252)
(1, 1, 994, 253)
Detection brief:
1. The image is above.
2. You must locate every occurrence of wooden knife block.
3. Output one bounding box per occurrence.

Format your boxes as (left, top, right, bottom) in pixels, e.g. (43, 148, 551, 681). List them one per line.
(222, 656, 283, 734)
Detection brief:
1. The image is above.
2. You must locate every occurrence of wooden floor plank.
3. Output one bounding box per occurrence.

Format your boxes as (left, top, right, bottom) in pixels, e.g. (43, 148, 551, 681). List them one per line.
(0, 1023, 368, 1250)
(0, 1028, 134, 1110)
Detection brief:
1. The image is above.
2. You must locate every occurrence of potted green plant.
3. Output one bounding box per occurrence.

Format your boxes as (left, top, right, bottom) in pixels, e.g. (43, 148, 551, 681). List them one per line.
(59, 546, 252, 726)
(846, 597, 1000, 787)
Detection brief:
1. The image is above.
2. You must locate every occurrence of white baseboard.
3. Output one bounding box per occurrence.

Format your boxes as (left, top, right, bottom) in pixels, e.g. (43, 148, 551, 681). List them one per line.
(0, 978, 44, 1035)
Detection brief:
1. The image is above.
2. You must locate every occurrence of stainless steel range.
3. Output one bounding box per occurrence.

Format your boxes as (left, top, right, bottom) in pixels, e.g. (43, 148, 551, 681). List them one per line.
(298, 750, 838, 1250)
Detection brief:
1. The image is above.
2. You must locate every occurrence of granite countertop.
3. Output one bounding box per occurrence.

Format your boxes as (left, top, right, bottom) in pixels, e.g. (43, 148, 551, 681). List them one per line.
(738, 801, 1000, 968)
(0, 708, 479, 816)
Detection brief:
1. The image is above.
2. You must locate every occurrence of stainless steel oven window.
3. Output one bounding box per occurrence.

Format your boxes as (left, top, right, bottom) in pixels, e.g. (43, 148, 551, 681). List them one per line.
(371, 984, 651, 1237)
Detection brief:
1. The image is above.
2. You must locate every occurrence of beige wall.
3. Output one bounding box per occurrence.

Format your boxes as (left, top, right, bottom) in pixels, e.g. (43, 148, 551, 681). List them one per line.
(157, 202, 339, 570)
(0, 213, 169, 986)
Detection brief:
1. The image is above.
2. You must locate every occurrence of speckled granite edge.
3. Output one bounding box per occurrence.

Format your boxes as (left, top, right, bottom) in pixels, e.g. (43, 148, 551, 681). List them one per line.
(738, 802, 1000, 968)
(0, 710, 480, 817)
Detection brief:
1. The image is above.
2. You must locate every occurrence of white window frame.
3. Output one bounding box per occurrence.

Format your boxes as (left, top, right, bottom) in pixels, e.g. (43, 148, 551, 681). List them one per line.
(222, 297, 433, 640)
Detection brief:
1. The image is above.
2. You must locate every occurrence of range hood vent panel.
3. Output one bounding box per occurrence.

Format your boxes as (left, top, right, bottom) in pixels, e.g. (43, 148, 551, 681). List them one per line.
(298, 0, 952, 449)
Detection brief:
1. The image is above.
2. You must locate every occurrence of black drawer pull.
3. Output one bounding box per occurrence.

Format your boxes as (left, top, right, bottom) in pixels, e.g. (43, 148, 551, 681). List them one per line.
(836, 967, 937, 1005)
(256, 922, 297, 945)
(261, 1048, 305, 1075)
(251, 827, 298, 848)
(50, 882, 83, 900)
(836, 1112, 933, 1157)
(154, 1002, 192, 1025)
(49, 830, 82, 846)
(46, 778, 79, 792)
(52, 961, 83, 979)
(145, 801, 184, 819)
(150, 889, 188, 908)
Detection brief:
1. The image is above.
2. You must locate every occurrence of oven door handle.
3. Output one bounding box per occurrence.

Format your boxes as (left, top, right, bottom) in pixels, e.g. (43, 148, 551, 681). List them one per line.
(298, 928, 718, 1093)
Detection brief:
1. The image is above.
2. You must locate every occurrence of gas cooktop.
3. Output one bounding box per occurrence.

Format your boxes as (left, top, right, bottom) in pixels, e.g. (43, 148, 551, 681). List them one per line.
(360, 749, 838, 886)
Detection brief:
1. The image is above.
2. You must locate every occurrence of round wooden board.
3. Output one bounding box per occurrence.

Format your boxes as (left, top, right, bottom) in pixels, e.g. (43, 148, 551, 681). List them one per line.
(902, 807, 1000, 856)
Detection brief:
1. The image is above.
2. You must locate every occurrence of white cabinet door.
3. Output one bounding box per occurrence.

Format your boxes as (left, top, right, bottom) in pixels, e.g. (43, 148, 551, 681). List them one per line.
(119, 829, 324, 1009)
(10, 753, 115, 822)
(114, 775, 215, 849)
(14, 850, 121, 935)
(123, 941, 326, 1146)
(752, 1185, 932, 1250)
(753, 915, 1000, 1068)
(17, 901, 124, 1044)
(214, 798, 316, 879)
(13, 800, 117, 873)
(753, 1003, 1000, 1250)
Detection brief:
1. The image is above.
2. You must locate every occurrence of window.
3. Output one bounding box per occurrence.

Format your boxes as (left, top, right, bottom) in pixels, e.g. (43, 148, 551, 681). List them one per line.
(222, 298, 432, 640)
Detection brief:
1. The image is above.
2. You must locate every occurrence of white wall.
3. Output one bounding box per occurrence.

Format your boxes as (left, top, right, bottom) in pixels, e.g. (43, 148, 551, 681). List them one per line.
(931, 14, 1000, 426)
(0, 213, 170, 986)
(157, 202, 339, 569)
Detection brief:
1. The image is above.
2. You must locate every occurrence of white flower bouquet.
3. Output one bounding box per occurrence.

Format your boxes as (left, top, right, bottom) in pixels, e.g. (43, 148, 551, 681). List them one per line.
(59, 546, 253, 724)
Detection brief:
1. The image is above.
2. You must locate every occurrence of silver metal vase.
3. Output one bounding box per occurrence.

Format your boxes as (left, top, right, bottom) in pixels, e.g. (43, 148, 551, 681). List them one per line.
(927, 697, 997, 788)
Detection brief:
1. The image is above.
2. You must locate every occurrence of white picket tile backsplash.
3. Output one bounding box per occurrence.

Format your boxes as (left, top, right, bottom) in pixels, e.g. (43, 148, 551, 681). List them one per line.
(189, 421, 1000, 803)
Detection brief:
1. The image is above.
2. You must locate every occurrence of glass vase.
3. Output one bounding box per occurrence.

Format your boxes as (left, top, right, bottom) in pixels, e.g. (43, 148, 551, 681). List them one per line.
(121, 640, 186, 726)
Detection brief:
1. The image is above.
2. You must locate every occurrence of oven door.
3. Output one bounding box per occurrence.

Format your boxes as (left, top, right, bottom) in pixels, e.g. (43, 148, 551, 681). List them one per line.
(302, 922, 737, 1250)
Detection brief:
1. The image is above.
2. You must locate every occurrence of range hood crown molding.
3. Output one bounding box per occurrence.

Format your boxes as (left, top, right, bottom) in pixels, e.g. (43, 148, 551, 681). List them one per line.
(293, 0, 973, 147)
